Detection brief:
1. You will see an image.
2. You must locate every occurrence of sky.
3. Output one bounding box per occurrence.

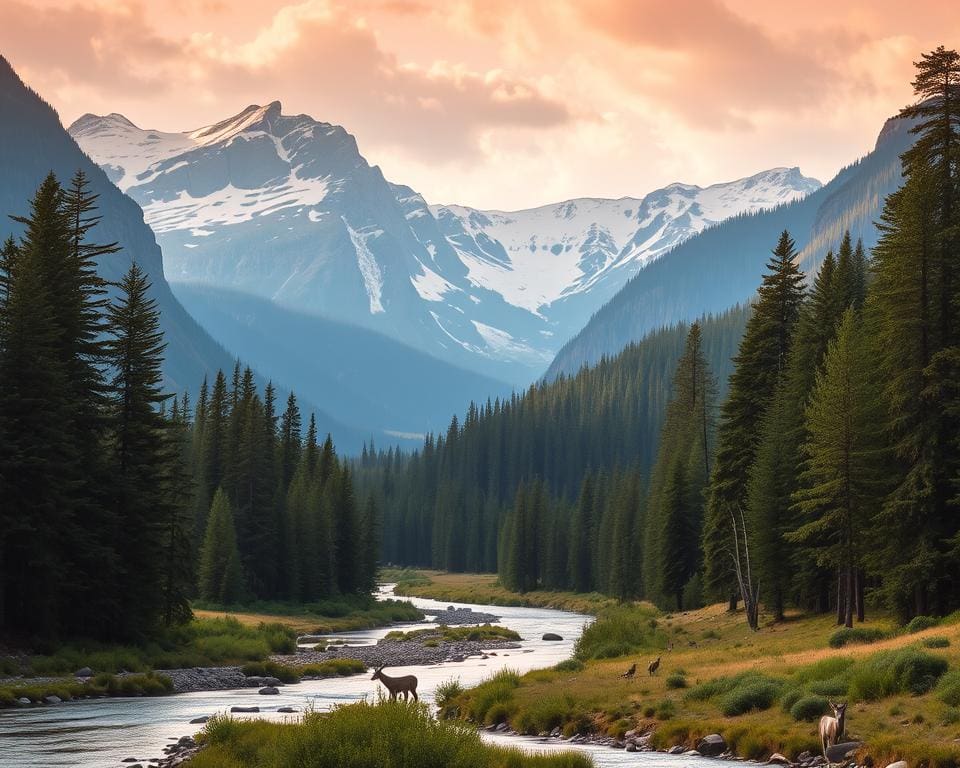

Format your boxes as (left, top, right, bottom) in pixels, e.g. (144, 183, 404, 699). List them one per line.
(1, 0, 957, 210)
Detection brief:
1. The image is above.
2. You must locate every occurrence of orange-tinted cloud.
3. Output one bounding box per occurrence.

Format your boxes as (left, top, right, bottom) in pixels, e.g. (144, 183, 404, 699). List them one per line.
(1, 0, 957, 209)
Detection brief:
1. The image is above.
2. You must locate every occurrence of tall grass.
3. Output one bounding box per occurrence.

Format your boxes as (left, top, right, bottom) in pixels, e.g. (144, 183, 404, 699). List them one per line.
(0, 672, 172, 707)
(847, 647, 948, 700)
(193, 701, 593, 768)
(573, 605, 663, 660)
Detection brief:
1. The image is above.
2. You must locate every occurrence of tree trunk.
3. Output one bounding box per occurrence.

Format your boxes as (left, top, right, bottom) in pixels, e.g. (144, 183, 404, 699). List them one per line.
(774, 589, 784, 622)
(836, 568, 845, 625)
(844, 566, 854, 629)
(855, 568, 865, 622)
(728, 592, 739, 612)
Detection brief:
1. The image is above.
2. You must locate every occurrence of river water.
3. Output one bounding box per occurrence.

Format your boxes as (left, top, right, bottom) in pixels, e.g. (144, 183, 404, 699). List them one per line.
(0, 586, 732, 768)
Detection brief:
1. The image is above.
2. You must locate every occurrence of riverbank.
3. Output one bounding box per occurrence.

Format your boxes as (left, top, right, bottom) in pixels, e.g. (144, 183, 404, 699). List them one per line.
(382, 569, 618, 614)
(441, 602, 960, 768)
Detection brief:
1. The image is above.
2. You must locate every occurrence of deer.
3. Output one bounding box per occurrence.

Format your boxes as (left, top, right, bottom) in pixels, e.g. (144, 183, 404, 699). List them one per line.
(371, 666, 419, 701)
(647, 656, 661, 676)
(819, 700, 847, 761)
(620, 663, 636, 679)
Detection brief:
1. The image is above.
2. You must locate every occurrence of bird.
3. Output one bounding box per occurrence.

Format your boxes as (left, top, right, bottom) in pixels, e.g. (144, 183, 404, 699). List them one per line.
(620, 663, 636, 679)
(647, 656, 661, 676)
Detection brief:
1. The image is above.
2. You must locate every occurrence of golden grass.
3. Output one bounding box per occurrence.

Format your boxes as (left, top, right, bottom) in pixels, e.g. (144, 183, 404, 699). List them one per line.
(386, 570, 620, 614)
(449, 598, 960, 766)
(193, 609, 322, 634)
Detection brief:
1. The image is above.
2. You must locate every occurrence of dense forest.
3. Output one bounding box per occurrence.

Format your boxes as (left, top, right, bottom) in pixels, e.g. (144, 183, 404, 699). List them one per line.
(364, 47, 960, 624)
(0, 172, 376, 643)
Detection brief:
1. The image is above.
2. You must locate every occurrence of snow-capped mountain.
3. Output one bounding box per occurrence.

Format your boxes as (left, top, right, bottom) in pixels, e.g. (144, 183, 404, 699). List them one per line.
(70, 102, 820, 383)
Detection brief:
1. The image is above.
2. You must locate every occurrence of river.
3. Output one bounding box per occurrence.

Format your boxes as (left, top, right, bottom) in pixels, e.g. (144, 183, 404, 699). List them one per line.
(0, 586, 733, 768)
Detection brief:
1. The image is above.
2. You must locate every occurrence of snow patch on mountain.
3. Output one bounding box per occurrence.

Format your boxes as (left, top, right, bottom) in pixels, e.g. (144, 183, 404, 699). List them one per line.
(342, 218, 385, 314)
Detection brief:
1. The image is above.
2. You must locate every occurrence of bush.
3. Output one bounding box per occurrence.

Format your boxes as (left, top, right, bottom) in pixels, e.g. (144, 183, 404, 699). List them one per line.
(514, 696, 573, 735)
(790, 695, 831, 721)
(848, 647, 948, 701)
(435, 678, 464, 712)
(465, 670, 521, 724)
(905, 616, 939, 634)
(574, 605, 663, 661)
(298, 659, 366, 678)
(793, 656, 856, 685)
(807, 678, 849, 697)
(655, 699, 676, 720)
(554, 658, 585, 673)
(936, 670, 960, 707)
(923, 636, 951, 649)
(720, 679, 783, 716)
(829, 627, 889, 648)
(781, 687, 803, 713)
(666, 672, 687, 689)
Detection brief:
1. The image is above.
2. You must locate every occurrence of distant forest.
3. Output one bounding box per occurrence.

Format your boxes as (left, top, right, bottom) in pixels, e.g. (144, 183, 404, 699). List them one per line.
(360, 47, 960, 624)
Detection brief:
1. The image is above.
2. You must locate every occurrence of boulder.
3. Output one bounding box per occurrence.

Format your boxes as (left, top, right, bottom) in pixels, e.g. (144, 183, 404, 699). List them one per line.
(885, 762, 908, 768)
(684, 750, 702, 757)
(668, 745, 686, 755)
(542, 633, 563, 641)
(768, 753, 791, 765)
(122, 759, 139, 763)
(16, 697, 30, 706)
(74, 667, 94, 678)
(259, 686, 280, 695)
(698, 734, 728, 757)
(626, 744, 638, 753)
(43, 695, 62, 704)
(178, 736, 196, 747)
(230, 706, 260, 713)
(278, 707, 297, 713)
(825, 742, 862, 763)
(189, 716, 209, 724)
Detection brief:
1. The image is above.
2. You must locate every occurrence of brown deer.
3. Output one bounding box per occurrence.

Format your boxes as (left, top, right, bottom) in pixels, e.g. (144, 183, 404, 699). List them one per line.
(620, 663, 636, 679)
(371, 666, 419, 701)
(647, 656, 661, 676)
(819, 700, 847, 761)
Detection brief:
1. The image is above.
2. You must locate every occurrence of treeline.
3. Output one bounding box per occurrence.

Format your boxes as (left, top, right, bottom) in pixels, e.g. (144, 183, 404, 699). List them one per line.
(0, 172, 377, 644)
(355, 305, 748, 574)
(368, 47, 960, 623)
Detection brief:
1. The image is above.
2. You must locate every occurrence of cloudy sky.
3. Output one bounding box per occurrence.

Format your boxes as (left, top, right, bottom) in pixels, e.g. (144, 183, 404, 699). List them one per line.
(2, 0, 957, 209)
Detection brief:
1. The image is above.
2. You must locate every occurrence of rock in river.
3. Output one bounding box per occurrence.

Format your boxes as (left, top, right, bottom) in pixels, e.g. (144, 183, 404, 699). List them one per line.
(259, 686, 280, 695)
(542, 633, 563, 641)
(189, 716, 209, 724)
(697, 734, 727, 757)
(230, 706, 260, 713)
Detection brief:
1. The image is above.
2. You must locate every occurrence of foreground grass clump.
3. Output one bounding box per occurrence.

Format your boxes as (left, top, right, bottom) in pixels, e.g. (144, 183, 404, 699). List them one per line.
(192, 701, 592, 768)
(574, 605, 662, 660)
(828, 626, 890, 648)
(385, 624, 521, 643)
(0, 672, 172, 707)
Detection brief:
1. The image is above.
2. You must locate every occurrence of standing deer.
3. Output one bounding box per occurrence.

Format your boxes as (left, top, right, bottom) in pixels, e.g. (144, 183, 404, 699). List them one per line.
(371, 666, 419, 701)
(819, 700, 847, 761)
(647, 656, 661, 676)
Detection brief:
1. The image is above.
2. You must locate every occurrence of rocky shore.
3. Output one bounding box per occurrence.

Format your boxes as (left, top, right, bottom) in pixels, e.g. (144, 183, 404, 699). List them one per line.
(423, 606, 501, 625)
(275, 636, 521, 670)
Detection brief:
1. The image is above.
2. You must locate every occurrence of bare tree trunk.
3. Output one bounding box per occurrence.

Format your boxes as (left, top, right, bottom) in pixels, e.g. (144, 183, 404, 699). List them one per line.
(728, 593, 739, 612)
(729, 506, 760, 631)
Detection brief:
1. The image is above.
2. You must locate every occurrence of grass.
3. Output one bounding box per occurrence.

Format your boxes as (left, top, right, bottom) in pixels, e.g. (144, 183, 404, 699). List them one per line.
(384, 624, 521, 643)
(829, 626, 890, 647)
(0, 672, 172, 707)
(385, 570, 617, 614)
(442, 598, 960, 767)
(191, 700, 593, 768)
(194, 595, 423, 635)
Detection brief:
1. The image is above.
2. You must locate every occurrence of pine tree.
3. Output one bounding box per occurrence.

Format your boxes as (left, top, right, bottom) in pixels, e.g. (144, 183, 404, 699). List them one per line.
(198, 488, 246, 604)
(788, 310, 884, 626)
(703, 232, 805, 610)
(105, 262, 173, 636)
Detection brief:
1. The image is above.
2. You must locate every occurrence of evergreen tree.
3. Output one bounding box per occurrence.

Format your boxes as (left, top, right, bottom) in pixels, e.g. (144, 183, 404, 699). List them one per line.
(198, 488, 246, 604)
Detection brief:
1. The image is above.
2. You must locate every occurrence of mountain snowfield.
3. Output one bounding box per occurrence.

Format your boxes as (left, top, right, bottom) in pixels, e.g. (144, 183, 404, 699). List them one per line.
(71, 102, 820, 383)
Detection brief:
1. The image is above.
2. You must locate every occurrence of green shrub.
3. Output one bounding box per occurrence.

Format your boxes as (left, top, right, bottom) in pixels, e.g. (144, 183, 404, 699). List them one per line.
(905, 616, 939, 634)
(781, 687, 803, 712)
(923, 636, 951, 649)
(465, 670, 521, 724)
(574, 605, 663, 661)
(435, 678, 464, 713)
(554, 658, 584, 673)
(848, 647, 948, 701)
(936, 670, 960, 707)
(665, 672, 687, 689)
(829, 627, 889, 648)
(655, 699, 676, 720)
(720, 679, 783, 716)
(514, 696, 573, 735)
(241, 661, 300, 683)
(298, 659, 366, 678)
(793, 656, 856, 684)
(790, 695, 830, 721)
(807, 678, 848, 697)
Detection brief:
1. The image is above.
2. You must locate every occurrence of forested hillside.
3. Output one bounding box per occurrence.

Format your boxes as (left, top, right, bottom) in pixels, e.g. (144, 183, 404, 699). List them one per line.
(370, 48, 960, 624)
